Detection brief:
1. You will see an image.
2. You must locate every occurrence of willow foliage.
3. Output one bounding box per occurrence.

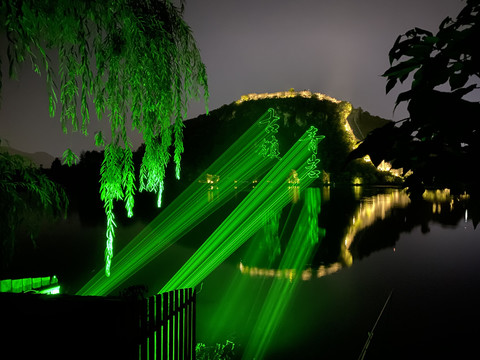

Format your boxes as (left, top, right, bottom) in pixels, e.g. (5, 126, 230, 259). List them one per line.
(0, 148, 68, 268)
(1, 0, 209, 276)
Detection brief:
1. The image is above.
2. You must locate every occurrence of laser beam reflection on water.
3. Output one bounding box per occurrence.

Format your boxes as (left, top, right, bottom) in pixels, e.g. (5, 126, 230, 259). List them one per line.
(243, 188, 324, 360)
(161, 128, 324, 292)
(77, 109, 281, 296)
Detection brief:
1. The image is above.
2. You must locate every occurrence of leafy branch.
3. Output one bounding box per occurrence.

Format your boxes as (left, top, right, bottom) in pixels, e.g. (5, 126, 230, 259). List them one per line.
(0, 148, 68, 267)
(1, 0, 209, 275)
(348, 0, 480, 197)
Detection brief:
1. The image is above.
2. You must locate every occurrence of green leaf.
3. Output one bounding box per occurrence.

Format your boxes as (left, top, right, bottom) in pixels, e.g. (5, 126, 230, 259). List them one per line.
(3, 0, 210, 275)
(62, 148, 79, 167)
(95, 131, 105, 147)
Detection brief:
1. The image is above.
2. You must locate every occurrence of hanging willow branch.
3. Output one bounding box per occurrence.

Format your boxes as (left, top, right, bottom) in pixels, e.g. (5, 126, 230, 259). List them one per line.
(0, 147, 68, 267)
(1, 0, 209, 276)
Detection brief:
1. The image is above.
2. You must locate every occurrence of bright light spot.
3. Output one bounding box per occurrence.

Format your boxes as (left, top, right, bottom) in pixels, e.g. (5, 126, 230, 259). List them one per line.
(39, 285, 61, 295)
(302, 269, 312, 281)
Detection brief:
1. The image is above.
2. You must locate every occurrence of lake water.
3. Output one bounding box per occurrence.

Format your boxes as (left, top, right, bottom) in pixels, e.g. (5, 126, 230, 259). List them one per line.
(186, 186, 480, 359)
(6, 186, 479, 359)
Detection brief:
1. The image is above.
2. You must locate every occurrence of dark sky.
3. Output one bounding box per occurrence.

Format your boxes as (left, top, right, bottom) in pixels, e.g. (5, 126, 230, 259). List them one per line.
(0, 0, 465, 157)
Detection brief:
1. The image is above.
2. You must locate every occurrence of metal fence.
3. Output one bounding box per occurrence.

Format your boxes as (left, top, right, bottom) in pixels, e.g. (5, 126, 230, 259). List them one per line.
(0, 287, 196, 360)
(139, 288, 196, 360)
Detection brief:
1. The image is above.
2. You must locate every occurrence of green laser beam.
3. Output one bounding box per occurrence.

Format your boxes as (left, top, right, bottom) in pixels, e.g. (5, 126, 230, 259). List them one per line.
(207, 205, 291, 342)
(77, 109, 281, 296)
(160, 128, 324, 293)
(243, 187, 324, 360)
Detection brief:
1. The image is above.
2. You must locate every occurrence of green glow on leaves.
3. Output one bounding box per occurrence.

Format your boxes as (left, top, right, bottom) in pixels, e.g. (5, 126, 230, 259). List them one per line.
(157, 181, 165, 208)
(100, 143, 126, 276)
(1, 0, 210, 276)
(122, 146, 136, 218)
(61, 148, 79, 167)
(174, 119, 185, 180)
(104, 212, 115, 277)
(77, 109, 281, 296)
(140, 126, 172, 209)
(1, 151, 68, 263)
(95, 131, 105, 147)
(160, 128, 324, 293)
(243, 188, 324, 360)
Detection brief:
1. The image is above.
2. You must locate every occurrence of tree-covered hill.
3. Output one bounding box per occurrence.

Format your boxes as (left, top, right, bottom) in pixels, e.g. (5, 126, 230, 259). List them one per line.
(181, 92, 393, 185)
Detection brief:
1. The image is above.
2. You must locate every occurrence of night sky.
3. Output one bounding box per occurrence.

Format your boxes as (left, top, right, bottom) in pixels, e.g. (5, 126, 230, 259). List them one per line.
(0, 0, 465, 158)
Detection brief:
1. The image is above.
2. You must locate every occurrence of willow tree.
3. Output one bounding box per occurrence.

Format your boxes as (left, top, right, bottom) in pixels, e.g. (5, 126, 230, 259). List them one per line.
(0, 0, 209, 276)
(0, 145, 68, 270)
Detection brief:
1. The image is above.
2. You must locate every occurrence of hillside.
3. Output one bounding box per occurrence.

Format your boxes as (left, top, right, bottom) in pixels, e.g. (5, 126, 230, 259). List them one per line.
(180, 90, 394, 185)
(0, 145, 55, 168)
(42, 90, 398, 228)
(346, 107, 391, 141)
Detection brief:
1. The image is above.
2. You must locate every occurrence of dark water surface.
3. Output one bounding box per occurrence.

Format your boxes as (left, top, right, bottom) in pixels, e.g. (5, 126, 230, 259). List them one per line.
(190, 187, 480, 359)
(6, 186, 480, 359)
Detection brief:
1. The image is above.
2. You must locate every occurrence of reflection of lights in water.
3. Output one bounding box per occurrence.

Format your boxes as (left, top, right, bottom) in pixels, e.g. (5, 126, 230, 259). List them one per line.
(322, 186, 330, 202)
(239, 188, 473, 282)
(239, 189, 412, 280)
(353, 184, 362, 199)
(239, 261, 347, 281)
(423, 189, 470, 214)
(161, 130, 322, 293)
(344, 190, 411, 250)
(422, 189, 470, 203)
(317, 263, 342, 277)
(288, 170, 300, 203)
(199, 173, 220, 202)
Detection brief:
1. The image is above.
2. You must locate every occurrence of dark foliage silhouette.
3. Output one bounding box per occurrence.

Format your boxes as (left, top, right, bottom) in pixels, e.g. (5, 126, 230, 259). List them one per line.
(349, 0, 480, 197)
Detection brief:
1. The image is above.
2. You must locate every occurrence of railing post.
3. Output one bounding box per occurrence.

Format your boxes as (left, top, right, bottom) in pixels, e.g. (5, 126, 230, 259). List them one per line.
(179, 288, 185, 360)
(169, 291, 174, 360)
(162, 291, 168, 360)
(139, 288, 195, 360)
(185, 288, 191, 360)
(175, 290, 180, 360)
(193, 289, 196, 360)
(149, 296, 156, 358)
